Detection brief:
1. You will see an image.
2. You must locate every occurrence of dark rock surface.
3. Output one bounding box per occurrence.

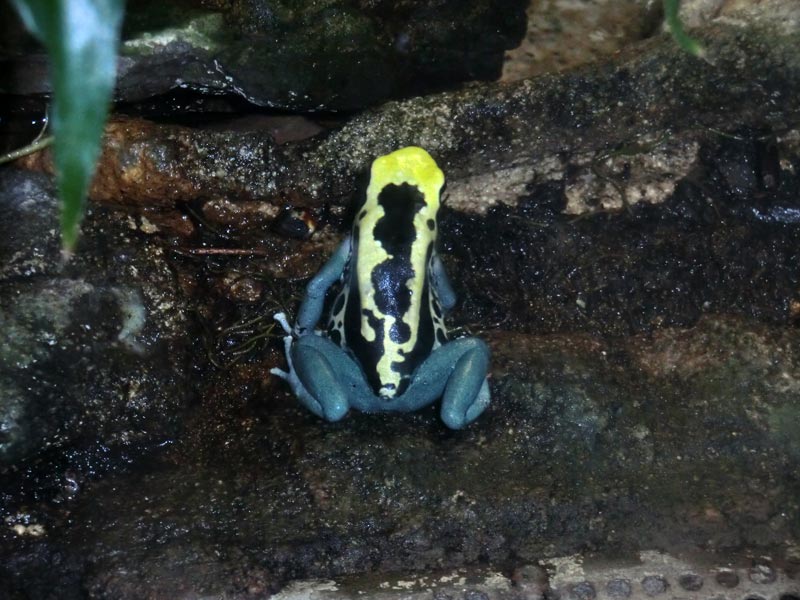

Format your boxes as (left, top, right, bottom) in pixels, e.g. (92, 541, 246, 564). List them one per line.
(0, 0, 527, 112)
(0, 169, 192, 466)
(15, 3, 800, 220)
(441, 127, 800, 336)
(2, 1, 800, 598)
(1, 313, 798, 597)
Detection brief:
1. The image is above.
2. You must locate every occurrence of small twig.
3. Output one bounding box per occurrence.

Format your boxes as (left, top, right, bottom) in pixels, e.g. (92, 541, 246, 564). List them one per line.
(0, 135, 55, 166)
(32, 106, 50, 144)
(173, 247, 271, 257)
(183, 204, 229, 238)
(229, 327, 279, 356)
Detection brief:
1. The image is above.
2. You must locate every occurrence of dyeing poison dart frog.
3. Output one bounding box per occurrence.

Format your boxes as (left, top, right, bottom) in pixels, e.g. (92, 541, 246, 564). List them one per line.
(271, 146, 491, 429)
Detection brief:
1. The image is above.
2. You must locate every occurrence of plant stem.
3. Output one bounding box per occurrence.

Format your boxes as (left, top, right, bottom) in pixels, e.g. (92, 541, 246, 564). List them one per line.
(663, 0, 705, 57)
(0, 135, 54, 166)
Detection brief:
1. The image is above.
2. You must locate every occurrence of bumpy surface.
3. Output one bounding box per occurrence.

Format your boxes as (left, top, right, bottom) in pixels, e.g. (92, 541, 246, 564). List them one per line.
(0, 170, 191, 465)
(2, 1, 800, 598)
(1, 0, 528, 111)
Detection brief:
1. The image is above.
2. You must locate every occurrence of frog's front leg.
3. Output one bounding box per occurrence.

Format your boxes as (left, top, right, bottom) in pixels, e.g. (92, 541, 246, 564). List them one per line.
(294, 237, 352, 335)
(393, 337, 491, 429)
(270, 238, 356, 420)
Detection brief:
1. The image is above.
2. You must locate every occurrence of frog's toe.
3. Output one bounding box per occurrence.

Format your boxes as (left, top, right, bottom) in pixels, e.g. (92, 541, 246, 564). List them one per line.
(464, 378, 491, 423)
(441, 379, 490, 430)
(270, 366, 290, 380)
(440, 340, 491, 430)
(317, 388, 348, 422)
(272, 312, 292, 335)
(292, 340, 350, 422)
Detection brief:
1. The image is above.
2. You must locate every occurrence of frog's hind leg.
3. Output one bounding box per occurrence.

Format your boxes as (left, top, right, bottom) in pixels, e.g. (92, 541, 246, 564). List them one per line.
(440, 347, 490, 430)
(271, 334, 328, 419)
(393, 337, 491, 429)
(274, 334, 375, 422)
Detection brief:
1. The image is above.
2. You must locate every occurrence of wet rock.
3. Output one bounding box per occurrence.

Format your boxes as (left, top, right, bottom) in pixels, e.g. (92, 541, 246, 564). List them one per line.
(715, 569, 740, 588)
(677, 0, 800, 29)
(2, 0, 528, 112)
(2, 313, 798, 595)
(502, 0, 662, 80)
(0, 169, 191, 465)
(13, 1, 800, 218)
(200, 197, 282, 232)
(562, 134, 701, 215)
(2, 1, 800, 597)
(606, 578, 633, 598)
(678, 573, 704, 591)
(100, 118, 285, 207)
(677, 0, 728, 28)
(443, 127, 800, 336)
(511, 568, 548, 600)
(641, 575, 668, 595)
(749, 563, 777, 585)
(566, 581, 597, 600)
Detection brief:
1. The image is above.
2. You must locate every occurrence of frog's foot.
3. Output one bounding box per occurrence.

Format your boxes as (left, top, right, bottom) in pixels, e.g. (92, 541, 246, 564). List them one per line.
(389, 337, 491, 429)
(442, 375, 490, 430)
(269, 332, 295, 381)
(268, 312, 295, 381)
(269, 329, 331, 419)
(438, 338, 491, 430)
(276, 334, 375, 422)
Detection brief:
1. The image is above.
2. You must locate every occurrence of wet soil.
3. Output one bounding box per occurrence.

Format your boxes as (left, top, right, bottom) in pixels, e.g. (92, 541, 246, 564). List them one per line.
(444, 128, 800, 337)
(2, 3, 800, 597)
(2, 133, 800, 594)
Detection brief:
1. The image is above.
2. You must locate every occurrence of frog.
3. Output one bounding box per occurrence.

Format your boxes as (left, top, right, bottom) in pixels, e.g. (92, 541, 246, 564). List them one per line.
(270, 146, 490, 429)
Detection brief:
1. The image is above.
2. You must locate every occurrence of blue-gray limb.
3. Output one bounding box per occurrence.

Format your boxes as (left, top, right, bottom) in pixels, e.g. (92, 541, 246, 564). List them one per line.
(431, 253, 457, 312)
(294, 237, 351, 335)
(282, 334, 491, 429)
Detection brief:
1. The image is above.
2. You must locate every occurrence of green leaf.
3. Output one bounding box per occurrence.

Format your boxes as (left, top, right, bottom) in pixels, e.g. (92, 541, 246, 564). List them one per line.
(663, 0, 705, 58)
(9, 0, 125, 254)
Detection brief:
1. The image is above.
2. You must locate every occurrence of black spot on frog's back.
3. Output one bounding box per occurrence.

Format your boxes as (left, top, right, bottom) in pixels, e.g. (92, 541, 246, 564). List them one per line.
(372, 183, 426, 320)
(390, 320, 411, 343)
(374, 183, 425, 253)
